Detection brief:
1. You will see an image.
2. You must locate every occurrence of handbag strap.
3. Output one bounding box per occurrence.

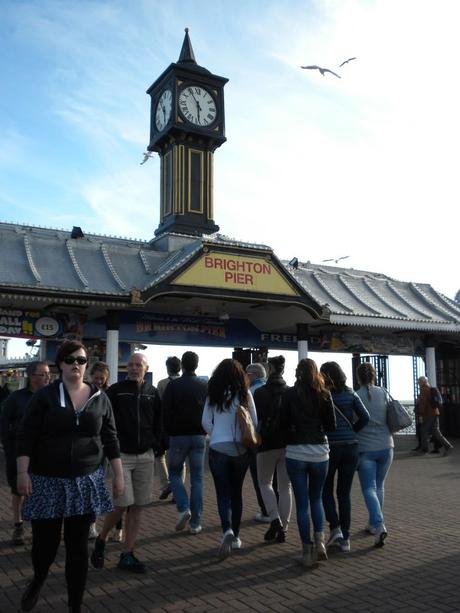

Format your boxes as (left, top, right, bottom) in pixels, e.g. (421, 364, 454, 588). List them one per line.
(382, 387, 394, 405)
(332, 401, 354, 429)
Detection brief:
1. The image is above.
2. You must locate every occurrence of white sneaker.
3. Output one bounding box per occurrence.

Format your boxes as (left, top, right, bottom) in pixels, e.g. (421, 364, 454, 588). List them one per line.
(254, 512, 271, 523)
(339, 538, 351, 553)
(88, 523, 98, 540)
(218, 529, 234, 560)
(365, 524, 377, 535)
(231, 536, 242, 549)
(189, 525, 202, 535)
(326, 527, 343, 547)
(374, 526, 388, 548)
(175, 510, 191, 531)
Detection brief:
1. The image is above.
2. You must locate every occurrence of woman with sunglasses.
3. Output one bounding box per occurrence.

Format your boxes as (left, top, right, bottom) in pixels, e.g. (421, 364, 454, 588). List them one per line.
(16, 340, 123, 613)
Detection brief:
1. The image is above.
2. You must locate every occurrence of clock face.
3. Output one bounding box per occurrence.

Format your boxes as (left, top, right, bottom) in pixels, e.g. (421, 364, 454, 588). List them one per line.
(179, 85, 217, 127)
(155, 89, 172, 132)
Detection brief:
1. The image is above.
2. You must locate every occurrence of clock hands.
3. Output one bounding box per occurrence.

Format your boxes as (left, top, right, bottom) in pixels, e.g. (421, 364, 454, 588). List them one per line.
(187, 88, 203, 123)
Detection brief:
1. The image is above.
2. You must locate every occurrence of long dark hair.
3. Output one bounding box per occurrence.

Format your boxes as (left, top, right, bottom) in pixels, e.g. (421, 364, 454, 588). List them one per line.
(207, 358, 249, 411)
(295, 358, 329, 405)
(320, 361, 347, 392)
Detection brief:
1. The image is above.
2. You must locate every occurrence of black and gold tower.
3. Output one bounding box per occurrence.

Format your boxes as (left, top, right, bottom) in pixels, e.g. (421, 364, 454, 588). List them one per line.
(147, 29, 228, 236)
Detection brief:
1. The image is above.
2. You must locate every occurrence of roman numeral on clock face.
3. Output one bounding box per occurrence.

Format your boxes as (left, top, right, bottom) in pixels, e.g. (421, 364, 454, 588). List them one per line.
(178, 85, 217, 126)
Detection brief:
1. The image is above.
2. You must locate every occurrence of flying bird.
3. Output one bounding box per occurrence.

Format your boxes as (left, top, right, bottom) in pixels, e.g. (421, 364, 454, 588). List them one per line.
(322, 256, 350, 264)
(140, 152, 153, 165)
(301, 65, 341, 79)
(339, 57, 357, 67)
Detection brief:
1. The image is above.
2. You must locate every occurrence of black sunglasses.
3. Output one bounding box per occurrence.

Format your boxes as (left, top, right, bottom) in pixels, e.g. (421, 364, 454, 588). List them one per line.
(63, 356, 88, 365)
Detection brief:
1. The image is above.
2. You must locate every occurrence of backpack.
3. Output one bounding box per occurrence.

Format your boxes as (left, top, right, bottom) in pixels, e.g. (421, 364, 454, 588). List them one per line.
(259, 393, 283, 446)
(430, 387, 443, 408)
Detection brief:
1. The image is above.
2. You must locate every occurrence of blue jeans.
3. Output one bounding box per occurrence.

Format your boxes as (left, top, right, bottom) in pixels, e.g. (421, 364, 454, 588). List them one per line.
(358, 448, 393, 529)
(168, 435, 206, 528)
(285, 457, 328, 544)
(208, 448, 250, 536)
(322, 443, 359, 539)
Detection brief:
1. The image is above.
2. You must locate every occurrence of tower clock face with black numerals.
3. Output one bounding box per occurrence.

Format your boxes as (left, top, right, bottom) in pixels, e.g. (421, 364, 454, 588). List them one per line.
(179, 85, 217, 126)
(155, 88, 172, 132)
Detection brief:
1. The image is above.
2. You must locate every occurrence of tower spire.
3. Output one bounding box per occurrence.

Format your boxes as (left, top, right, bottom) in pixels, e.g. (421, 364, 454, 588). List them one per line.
(178, 27, 196, 64)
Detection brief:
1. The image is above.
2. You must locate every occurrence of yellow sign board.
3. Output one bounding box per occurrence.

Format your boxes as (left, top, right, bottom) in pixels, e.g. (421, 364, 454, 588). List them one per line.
(172, 252, 299, 296)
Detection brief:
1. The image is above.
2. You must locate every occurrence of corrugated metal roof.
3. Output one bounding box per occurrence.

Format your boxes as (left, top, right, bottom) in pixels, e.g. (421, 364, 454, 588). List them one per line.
(286, 261, 460, 331)
(1, 222, 459, 333)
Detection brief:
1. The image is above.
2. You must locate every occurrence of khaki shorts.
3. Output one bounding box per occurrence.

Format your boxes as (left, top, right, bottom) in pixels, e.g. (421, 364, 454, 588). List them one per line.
(114, 450, 154, 507)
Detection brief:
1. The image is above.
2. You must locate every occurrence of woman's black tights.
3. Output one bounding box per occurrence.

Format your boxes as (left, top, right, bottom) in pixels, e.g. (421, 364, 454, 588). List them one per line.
(31, 514, 92, 608)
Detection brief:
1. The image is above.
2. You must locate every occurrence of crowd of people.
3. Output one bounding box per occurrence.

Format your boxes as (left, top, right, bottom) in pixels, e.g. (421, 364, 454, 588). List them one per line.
(0, 341, 452, 611)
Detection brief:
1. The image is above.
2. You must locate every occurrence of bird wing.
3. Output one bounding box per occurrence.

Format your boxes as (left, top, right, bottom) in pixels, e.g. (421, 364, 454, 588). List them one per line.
(324, 69, 341, 78)
(322, 258, 334, 262)
(301, 65, 319, 70)
(339, 57, 357, 67)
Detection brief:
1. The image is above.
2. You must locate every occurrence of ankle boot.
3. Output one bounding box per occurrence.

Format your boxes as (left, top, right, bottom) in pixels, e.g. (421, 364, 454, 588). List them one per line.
(276, 528, 287, 543)
(264, 518, 283, 542)
(314, 531, 328, 560)
(301, 543, 318, 568)
(21, 578, 44, 612)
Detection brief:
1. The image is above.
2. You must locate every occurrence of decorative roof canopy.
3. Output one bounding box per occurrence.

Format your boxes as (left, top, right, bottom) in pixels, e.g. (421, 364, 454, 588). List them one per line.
(0, 221, 459, 336)
(289, 261, 460, 332)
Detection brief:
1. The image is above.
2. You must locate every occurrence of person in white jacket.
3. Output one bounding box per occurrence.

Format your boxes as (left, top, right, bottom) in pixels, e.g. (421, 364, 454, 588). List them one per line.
(202, 359, 257, 560)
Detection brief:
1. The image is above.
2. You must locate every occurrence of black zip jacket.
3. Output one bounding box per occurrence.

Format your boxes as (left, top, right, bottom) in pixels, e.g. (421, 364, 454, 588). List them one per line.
(16, 380, 120, 478)
(253, 374, 288, 452)
(280, 385, 336, 445)
(162, 373, 207, 436)
(106, 379, 161, 454)
(1, 388, 34, 459)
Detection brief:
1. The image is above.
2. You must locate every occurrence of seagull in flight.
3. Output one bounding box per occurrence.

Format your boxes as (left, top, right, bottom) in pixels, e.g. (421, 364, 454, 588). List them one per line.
(339, 57, 357, 67)
(301, 65, 341, 78)
(322, 255, 350, 264)
(140, 152, 153, 165)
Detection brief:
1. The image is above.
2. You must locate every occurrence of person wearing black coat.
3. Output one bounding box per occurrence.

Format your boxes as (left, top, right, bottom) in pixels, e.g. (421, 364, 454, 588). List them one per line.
(91, 352, 161, 575)
(254, 355, 292, 544)
(0, 361, 51, 546)
(16, 341, 122, 613)
(162, 351, 208, 533)
(280, 358, 336, 568)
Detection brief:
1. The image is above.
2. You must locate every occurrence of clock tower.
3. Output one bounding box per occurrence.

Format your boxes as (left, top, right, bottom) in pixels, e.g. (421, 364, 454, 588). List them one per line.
(147, 29, 228, 236)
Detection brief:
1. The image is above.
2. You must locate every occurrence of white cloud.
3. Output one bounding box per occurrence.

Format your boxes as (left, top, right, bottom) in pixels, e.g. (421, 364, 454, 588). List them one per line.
(80, 164, 160, 239)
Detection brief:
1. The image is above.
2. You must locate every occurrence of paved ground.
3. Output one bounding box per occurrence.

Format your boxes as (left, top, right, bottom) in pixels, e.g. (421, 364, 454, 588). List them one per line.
(1, 436, 459, 613)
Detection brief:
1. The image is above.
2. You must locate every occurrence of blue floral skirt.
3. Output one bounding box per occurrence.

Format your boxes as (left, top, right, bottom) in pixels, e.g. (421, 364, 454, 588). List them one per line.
(22, 464, 113, 520)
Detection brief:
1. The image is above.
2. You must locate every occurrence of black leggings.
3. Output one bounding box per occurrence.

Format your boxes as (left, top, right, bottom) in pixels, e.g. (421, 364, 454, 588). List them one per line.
(31, 514, 92, 607)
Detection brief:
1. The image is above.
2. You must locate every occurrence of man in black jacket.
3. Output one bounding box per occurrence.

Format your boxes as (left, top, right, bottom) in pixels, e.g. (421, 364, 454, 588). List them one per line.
(162, 351, 207, 534)
(0, 361, 50, 545)
(91, 352, 161, 573)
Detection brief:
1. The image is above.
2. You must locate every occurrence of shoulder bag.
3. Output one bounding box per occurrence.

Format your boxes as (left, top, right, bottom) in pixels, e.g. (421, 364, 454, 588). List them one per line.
(237, 404, 261, 448)
(385, 390, 412, 433)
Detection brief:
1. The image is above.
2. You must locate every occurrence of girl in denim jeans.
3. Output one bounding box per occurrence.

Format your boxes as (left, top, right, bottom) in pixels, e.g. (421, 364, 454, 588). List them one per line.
(202, 359, 257, 561)
(280, 358, 335, 568)
(356, 362, 394, 547)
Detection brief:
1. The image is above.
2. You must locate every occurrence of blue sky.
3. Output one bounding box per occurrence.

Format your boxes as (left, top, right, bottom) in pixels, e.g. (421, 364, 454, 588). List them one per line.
(1, 0, 459, 396)
(2, 0, 459, 298)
